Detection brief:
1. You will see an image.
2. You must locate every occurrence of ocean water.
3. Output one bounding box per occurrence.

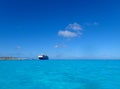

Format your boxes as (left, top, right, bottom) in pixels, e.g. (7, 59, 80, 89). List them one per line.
(0, 60, 120, 89)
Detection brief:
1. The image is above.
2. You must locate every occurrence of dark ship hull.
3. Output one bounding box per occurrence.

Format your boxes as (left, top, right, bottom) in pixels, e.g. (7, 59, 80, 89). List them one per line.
(38, 55, 49, 60)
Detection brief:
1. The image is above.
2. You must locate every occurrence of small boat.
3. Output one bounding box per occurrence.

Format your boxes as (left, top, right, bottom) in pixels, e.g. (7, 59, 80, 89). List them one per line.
(38, 55, 49, 60)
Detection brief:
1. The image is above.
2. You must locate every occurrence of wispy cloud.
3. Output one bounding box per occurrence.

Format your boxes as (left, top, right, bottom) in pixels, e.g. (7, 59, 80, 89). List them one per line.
(58, 22, 83, 38)
(65, 22, 82, 31)
(85, 22, 99, 26)
(93, 22, 99, 26)
(16, 45, 21, 49)
(54, 44, 67, 48)
(54, 45, 59, 48)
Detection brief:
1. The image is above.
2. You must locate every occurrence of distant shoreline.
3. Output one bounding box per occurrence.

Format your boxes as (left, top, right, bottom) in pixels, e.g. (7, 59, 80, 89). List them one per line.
(0, 57, 26, 60)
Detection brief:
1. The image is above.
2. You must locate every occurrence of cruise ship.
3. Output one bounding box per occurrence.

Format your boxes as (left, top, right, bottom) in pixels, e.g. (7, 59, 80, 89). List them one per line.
(38, 55, 49, 60)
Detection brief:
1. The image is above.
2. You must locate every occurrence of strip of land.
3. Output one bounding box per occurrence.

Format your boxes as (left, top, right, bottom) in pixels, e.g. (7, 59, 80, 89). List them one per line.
(0, 57, 25, 60)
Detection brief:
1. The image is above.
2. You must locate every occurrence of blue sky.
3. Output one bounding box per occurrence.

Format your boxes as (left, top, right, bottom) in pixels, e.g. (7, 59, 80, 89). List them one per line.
(0, 0, 120, 59)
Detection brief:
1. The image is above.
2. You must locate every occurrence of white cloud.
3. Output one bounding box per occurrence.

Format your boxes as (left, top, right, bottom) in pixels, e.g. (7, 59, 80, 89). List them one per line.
(66, 22, 82, 31)
(58, 22, 82, 38)
(58, 30, 78, 38)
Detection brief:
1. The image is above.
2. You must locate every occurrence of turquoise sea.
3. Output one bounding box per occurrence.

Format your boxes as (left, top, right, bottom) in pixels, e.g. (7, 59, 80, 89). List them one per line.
(0, 60, 120, 89)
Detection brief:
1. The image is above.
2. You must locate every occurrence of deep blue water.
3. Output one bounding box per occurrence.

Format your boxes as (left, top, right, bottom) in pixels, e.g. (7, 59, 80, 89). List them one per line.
(0, 60, 120, 89)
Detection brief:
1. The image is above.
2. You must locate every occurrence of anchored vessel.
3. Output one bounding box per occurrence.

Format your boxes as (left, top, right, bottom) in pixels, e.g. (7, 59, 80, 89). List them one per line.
(38, 55, 49, 60)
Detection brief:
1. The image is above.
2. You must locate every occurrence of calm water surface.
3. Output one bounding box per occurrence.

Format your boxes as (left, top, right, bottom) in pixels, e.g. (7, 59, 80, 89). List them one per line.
(0, 60, 120, 89)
